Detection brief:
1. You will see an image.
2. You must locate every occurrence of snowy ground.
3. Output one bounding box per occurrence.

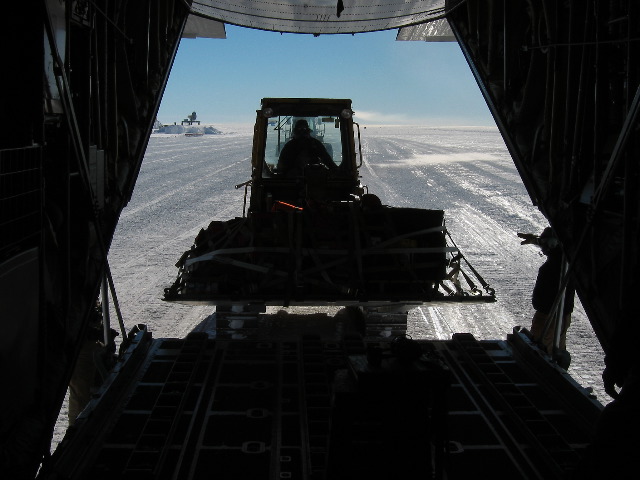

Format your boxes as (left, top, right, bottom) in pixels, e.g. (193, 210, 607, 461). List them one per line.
(51, 124, 607, 450)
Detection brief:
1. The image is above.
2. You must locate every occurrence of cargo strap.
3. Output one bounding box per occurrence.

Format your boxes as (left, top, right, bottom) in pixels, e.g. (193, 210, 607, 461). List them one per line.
(184, 244, 457, 268)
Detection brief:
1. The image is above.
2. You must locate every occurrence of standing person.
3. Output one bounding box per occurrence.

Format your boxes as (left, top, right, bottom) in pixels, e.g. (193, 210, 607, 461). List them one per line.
(518, 227, 575, 367)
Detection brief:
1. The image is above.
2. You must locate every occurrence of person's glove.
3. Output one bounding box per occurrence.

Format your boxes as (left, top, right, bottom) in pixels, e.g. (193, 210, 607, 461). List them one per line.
(517, 232, 539, 245)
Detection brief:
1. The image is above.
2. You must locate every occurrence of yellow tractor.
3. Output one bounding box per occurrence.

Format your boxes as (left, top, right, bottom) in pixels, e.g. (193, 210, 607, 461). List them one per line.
(164, 98, 494, 307)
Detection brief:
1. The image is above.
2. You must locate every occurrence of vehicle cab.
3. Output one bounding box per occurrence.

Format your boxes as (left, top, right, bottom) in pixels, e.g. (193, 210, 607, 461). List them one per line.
(249, 98, 363, 213)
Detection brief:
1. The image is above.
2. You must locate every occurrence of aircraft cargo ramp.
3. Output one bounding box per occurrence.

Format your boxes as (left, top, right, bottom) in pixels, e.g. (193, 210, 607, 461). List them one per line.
(44, 310, 602, 480)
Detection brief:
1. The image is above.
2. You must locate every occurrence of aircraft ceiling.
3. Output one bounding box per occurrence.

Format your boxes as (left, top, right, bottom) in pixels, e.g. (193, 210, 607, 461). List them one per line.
(190, 0, 463, 34)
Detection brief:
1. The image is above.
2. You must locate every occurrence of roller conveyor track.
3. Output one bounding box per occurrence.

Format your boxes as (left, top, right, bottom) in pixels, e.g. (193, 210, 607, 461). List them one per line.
(441, 333, 591, 479)
(45, 323, 601, 480)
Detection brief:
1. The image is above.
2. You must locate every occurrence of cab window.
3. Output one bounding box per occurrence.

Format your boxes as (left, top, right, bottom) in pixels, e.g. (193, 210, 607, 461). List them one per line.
(263, 115, 344, 177)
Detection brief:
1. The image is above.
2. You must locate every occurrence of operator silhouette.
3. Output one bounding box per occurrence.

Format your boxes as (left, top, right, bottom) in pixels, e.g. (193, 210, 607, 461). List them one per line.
(519, 227, 574, 368)
(277, 119, 337, 177)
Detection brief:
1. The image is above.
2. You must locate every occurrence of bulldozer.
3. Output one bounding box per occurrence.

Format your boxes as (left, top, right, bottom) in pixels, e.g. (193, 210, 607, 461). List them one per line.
(164, 98, 495, 308)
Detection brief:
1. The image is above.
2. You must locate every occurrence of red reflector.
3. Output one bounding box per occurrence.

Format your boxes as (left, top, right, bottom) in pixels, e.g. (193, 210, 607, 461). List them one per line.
(272, 201, 303, 212)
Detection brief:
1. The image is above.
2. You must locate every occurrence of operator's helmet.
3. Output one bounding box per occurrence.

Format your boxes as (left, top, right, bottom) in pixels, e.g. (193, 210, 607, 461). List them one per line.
(293, 119, 311, 138)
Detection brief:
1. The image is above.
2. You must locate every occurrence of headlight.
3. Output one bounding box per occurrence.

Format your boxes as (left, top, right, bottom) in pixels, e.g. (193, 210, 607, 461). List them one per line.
(262, 107, 274, 118)
(340, 109, 353, 119)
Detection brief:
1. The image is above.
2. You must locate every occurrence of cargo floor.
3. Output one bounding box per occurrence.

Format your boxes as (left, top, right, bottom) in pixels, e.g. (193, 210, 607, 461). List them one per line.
(44, 312, 602, 480)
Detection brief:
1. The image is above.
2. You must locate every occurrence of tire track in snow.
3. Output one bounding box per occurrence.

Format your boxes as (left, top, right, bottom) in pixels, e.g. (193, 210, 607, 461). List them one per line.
(359, 137, 411, 206)
(107, 135, 254, 337)
(119, 157, 248, 219)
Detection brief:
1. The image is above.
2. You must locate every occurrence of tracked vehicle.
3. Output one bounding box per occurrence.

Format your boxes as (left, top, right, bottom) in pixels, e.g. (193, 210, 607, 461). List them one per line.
(164, 98, 494, 308)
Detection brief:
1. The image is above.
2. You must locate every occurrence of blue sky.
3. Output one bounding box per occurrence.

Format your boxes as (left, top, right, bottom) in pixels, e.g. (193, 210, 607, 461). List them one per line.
(158, 25, 494, 126)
